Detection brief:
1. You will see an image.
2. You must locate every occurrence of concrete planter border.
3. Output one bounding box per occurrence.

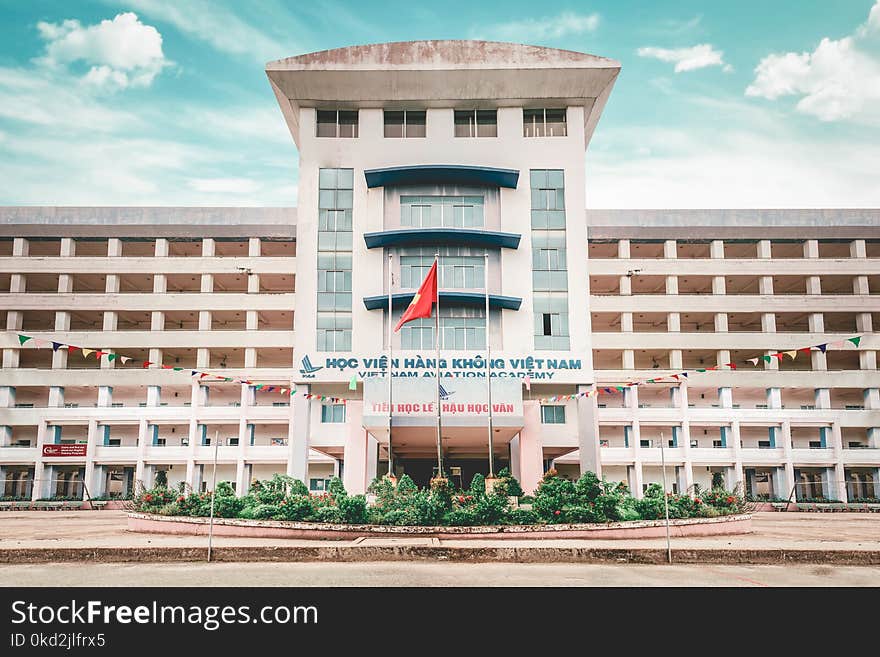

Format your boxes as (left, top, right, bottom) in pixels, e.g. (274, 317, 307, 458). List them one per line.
(128, 512, 752, 540)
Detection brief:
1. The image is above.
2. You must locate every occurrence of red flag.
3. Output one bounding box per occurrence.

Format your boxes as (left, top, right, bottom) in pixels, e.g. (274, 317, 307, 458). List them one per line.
(394, 260, 438, 332)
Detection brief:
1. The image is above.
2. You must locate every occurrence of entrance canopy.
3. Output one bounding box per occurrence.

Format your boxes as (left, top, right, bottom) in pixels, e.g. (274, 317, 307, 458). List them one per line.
(362, 377, 524, 458)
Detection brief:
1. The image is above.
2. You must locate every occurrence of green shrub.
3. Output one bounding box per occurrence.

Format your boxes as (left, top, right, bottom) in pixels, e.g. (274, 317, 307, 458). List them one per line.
(494, 467, 524, 497)
(337, 494, 368, 524)
(442, 508, 477, 526)
(469, 473, 485, 495)
(251, 503, 281, 519)
(277, 495, 314, 521)
(314, 505, 345, 523)
(328, 476, 347, 498)
(505, 508, 540, 525)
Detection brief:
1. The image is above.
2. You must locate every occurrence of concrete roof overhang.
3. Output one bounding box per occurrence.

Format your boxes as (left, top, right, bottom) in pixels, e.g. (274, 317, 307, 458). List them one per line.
(364, 164, 519, 189)
(363, 291, 522, 311)
(363, 227, 521, 250)
(266, 40, 620, 149)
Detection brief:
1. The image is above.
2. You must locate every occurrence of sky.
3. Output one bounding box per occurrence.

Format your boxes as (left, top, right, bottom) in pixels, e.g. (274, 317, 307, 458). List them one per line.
(0, 0, 879, 208)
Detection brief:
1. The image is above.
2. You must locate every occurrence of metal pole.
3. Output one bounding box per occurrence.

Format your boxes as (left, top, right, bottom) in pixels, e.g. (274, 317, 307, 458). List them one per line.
(659, 430, 672, 564)
(387, 252, 394, 477)
(434, 253, 443, 478)
(207, 429, 219, 563)
(484, 252, 494, 477)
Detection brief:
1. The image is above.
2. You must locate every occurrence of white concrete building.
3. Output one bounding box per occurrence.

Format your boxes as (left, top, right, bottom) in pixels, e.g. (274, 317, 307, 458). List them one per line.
(1, 41, 878, 503)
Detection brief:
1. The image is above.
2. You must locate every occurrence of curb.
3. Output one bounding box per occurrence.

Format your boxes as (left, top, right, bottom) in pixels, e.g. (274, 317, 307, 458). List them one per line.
(2, 546, 879, 565)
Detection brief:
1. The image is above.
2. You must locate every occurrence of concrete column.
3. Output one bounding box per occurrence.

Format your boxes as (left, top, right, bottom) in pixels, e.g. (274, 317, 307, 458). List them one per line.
(758, 240, 771, 259)
(804, 239, 819, 258)
(31, 421, 47, 501)
(366, 434, 379, 486)
(665, 275, 678, 295)
(48, 387, 64, 407)
(618, 239, 630, 259)
(248, 238, 261, 257)
(830, 423, 847, 502)
(509, 435, 521, 482)
(668, 312, 680, 332)
(620, 312, 633, 332)
(710, 240, 724, 259)
(342, 401, 368, 494)
(518, 401, 545, 494)
(135, 418, 148, 490)
(84, 419, 99, 499)
(850, 239, 866, 258)
(146, 386, 160, 406)
(287, 385, 310, 483)
(730, 420, 743, 487)
(719, 387, 733, 408)
(806, 275, 821, 295)
(619, 275, 631, 295)
(576, 387, 600, 478)
(714, 312, 728, 332)
(622, 349, 634, 369)
(712, 276, 725, 295)
(670, 350, 682, 369)
(97, 386, 112, 407)
(628, 463, 644, 499)
(664, 240, 677, 259)
(781, 421, 794, 499)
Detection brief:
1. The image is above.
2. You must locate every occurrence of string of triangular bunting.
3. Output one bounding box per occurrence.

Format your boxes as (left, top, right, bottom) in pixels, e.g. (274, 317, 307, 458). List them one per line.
(13, 333, 346, 404)
(533, 335, 863, 404)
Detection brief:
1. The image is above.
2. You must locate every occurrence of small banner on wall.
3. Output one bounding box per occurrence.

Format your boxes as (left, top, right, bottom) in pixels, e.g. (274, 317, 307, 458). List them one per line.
(42, 444, 88, 457)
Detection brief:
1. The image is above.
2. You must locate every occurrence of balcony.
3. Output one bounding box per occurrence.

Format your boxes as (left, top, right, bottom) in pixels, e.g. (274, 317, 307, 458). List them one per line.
(842, 448, 880, 465)
(244, 445, 290, 461)
(638, 447, 685, 464)
(599, 447, 635, 463)
(791, 448, 836, 464)
(689, 448, 735, 464)
(94, 446, 138, 462)
(143, 446, 190, 461)
(0, 446, 38, 462)
(740, 447, 785, 464)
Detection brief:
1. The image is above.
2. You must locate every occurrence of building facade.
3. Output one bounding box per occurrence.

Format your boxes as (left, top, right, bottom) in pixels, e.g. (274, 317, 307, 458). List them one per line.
(1, 41, 878, 503)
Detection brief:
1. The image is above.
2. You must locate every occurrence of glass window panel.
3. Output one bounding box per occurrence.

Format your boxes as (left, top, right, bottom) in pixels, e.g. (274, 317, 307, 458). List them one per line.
(318, 168, 337, 189)
(454, 110, 474, 137)
(338, 111, 358, 138)
(316, 111, 337, 137)
(547, 170, 564, 188)
(318, 190, 336, 209)
(384, 111, 404, 138)
(545, 109, 567, 136)
(405, 111, 426, 137)
(337, 169, 353, 189)
(530, 170, 549, 189)
(476, 110, 497, 137)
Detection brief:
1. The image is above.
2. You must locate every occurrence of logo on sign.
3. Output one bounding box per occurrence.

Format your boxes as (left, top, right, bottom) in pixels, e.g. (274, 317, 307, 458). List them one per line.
(299, 355, 323, 377)
(438, 383, 455, 401)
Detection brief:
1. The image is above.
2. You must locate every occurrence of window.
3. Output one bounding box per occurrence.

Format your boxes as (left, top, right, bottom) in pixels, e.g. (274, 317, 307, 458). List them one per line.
(316, 109, 358, 138)
(454, 109, 497, 137)
(310, 478, 332, 492)
(531, 170, 569, 350)
(400, 252, 485, 289)
(400, 307, 486, 350)
(384, 110, 426, 138)
(317, 168, 354, 351)
(523, 108, 567, 137)
(227, 437, 239, 446)
(541, 405, 566, 424)
(321, 404, 346, 423)
(639, 439, 652, 448)
(107, 439, 121, 447)
(400, 195, 484, 228)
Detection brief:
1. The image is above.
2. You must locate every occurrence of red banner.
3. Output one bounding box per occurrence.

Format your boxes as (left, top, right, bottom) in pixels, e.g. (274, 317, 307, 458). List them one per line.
(42, 444, 87, 457)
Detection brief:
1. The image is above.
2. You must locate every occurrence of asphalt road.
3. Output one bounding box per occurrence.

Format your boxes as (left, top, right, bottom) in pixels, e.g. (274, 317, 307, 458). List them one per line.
(2, 562, 879, 587)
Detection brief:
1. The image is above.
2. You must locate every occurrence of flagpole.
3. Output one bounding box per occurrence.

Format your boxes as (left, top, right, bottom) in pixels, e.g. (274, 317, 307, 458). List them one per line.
(484, 252, 495, 478)
(434, 253, 443, 479)
(387, 252, 394, 477)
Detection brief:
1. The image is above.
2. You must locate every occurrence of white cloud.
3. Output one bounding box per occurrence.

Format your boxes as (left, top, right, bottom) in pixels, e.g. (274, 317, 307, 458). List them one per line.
(586, 96, 880, 208)
(188, 178, 261, 194)
(472, 11, 599, 42)
(36, 12, 168, 90)
(746, 1, 880, 123)
(110, 0, 295, 62)
(637, 44, 730, 73)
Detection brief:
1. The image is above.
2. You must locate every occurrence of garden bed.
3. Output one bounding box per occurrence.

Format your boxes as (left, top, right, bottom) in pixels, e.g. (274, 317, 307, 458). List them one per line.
(127, 511, 752, 540)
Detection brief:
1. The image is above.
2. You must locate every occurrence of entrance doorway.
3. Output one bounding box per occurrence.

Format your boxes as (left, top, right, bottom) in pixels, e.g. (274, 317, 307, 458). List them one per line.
(393, 458, 510, 489)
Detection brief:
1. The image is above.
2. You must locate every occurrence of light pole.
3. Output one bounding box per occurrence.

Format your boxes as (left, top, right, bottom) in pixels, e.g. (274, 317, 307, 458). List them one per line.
(659, 430, 672, 564)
